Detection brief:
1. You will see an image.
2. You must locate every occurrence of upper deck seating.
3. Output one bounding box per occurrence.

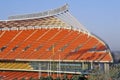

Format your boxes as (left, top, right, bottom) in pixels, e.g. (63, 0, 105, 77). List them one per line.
(0, 14, 112, 62)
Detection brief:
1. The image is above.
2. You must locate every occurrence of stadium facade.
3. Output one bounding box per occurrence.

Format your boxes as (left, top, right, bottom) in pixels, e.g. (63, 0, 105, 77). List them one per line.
(0, 4, 113, 79)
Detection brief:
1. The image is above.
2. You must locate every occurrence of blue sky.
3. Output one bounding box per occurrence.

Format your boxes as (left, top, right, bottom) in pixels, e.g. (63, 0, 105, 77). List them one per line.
(0, 0, 120, 51)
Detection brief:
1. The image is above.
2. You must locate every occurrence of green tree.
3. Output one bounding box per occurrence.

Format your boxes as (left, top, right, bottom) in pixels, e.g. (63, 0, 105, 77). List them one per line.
(62, 74, 68, 80)
(39, 76, 45, 80)
(13, 78, 18, 80)
(55, 77, 61, 80)
(109, 63, 120, 80)
(21, 77, 26, 80)
(29, 77, 35, 80)
(71, 75, 79, 80)
(46, 76, 53, 80)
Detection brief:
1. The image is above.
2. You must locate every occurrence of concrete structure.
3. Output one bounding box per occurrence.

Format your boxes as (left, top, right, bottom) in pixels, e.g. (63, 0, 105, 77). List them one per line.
(0, 4, 113, 79)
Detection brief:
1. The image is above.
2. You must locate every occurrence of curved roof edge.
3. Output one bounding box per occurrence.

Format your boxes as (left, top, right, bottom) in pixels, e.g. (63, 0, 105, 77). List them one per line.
(92, 33, 113, 62)
(8, 4, 68, 20)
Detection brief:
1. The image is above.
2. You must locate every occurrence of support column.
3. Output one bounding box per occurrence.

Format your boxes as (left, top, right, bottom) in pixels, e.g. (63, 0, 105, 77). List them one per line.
(50, 61, 51, 76)
(104, 63, 110, 80)
(48, 62, 50, 76)
(38, 63, 41, 79)
(98, 63, 101, 71)
(104, 63, 109, 73)
(82, 62, 85, 70)
(90, 62, 93, 70)
(99, 63, 104, 72)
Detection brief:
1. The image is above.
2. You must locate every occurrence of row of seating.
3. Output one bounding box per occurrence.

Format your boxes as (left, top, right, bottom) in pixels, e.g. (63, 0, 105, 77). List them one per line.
(0, 16, 68, 28)
(0, 71, 39, 80)
(0, 71, 74, 79)
(0, 62, 33, 70)
(26, 28, 61, 59)
(0, 30, 35, 59)
(0, 30, 18, 48)
(39, 30, 78, 59)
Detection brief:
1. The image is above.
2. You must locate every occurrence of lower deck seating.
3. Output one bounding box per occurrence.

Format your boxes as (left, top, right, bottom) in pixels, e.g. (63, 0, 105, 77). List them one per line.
(0, 71, 74, 80)
(0, 71, 39, 80)
(0, 62, 33, 70)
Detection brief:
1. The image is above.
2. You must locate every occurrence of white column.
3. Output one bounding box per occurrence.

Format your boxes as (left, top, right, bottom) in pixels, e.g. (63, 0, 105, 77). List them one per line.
(82, 62, 85, 70)
(104, 63, 109, 73)
(48, 62, 50, 76)
(38, 63, 41, 79)
(90, 62, 93, 70)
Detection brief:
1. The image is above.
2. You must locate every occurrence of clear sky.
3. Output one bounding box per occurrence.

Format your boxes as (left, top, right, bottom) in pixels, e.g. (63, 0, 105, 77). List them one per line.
(0, 0, 120, 51)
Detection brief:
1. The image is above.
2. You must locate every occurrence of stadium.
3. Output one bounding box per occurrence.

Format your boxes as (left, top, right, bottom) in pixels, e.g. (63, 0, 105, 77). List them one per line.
(0, 4, 113, 79)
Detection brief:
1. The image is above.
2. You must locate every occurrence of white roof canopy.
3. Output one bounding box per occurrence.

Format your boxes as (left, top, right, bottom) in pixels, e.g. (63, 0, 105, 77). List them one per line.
(6, 4, 90, 34)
